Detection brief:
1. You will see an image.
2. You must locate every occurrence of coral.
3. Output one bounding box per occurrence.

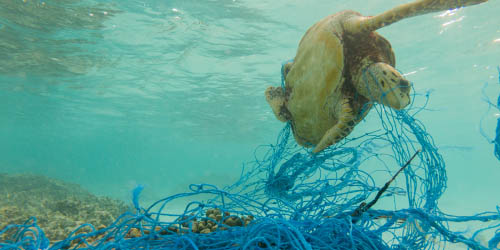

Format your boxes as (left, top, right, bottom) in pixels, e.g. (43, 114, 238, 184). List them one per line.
(0, 173, 131, 243)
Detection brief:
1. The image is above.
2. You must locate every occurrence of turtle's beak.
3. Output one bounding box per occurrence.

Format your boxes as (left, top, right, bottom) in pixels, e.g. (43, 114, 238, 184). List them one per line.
(378, 77, 411, 110)
(391, 79, 411, 110)
(399, 79, 411, 93)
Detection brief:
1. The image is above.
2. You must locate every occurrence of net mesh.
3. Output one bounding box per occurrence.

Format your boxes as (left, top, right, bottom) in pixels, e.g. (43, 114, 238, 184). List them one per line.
(480, 66, 500, 162)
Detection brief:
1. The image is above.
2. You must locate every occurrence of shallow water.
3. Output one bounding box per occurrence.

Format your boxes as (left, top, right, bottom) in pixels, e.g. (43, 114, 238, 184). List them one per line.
(0, 0, 499, 226)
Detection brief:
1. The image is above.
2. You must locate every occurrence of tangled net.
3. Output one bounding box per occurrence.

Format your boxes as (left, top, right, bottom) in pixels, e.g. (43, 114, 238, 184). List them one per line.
(2, 63, 500, 250)
(482, 66, 500, 161)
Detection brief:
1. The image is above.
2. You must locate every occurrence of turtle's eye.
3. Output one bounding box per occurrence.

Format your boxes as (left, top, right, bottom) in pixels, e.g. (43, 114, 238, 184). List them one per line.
(399, 79, 410, 92)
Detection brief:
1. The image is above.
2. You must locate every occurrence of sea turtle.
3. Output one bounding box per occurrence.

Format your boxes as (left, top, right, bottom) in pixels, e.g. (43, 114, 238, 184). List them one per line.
(265, 0, 487, 153)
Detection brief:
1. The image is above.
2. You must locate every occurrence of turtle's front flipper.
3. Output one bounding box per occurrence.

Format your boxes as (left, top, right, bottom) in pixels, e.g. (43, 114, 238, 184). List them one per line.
(265, 86, 290, 122)
(345, 0, 487, 33)
(313, 97, 357, 153)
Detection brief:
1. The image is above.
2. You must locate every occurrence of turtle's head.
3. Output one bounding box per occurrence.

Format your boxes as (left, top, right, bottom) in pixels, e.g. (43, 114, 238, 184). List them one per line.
(357, 62, 411, 110)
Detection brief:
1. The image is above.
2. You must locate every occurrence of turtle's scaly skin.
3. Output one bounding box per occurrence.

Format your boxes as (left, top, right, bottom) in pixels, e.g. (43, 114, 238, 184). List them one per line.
(266, 0, 488, 153)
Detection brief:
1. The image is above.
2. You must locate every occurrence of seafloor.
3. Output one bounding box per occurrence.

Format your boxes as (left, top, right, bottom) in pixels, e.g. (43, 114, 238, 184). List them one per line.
(0, 173, 131, 243)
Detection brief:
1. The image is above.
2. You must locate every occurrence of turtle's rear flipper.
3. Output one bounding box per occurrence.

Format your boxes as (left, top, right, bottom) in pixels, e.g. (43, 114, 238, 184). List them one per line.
(265, 86, 289, 122)
(345, 0, 487, 33)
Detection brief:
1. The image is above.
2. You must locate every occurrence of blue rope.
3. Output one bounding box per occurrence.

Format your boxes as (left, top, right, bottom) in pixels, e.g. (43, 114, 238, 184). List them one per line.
(494, 66, 500, 161)
(132, 184, 144, 213)
(480, 65, 500, 161)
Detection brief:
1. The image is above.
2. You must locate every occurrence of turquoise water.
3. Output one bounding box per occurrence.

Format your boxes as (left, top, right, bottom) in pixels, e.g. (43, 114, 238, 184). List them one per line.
(0, 0, 499, 221)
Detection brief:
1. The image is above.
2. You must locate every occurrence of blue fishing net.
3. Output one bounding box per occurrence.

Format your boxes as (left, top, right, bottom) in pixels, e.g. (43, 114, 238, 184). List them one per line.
(480, 66, 500, 162)
(2, 63, 500, 250)
(493, 66, 500, 161)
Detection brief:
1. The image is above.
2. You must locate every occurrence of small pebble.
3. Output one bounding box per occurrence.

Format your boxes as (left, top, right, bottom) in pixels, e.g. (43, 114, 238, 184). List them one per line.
(127, 228, 141, 238)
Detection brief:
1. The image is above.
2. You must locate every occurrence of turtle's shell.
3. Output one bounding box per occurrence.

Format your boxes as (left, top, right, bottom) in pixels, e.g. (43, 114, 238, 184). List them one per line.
(284, 10, 395, 147)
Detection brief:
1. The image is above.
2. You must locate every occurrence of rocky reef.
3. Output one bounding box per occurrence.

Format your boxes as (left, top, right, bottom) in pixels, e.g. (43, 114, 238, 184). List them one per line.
(0, 173, 131, 243)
